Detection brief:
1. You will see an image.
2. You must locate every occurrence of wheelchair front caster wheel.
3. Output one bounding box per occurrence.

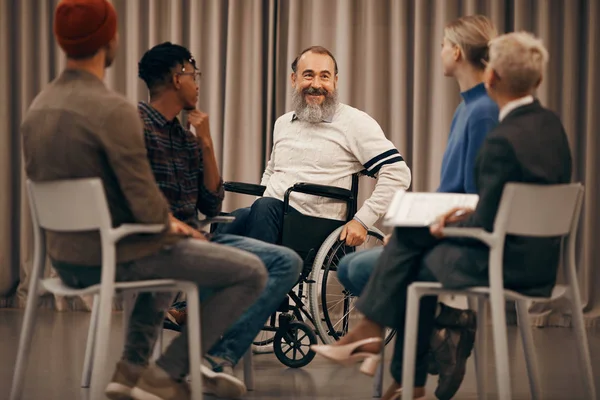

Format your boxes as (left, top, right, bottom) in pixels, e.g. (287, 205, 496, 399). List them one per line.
(273, 321, 318, 368)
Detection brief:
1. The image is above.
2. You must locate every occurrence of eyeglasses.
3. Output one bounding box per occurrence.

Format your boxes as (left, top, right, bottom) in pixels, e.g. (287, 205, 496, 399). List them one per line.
(177, 70, 202, 84)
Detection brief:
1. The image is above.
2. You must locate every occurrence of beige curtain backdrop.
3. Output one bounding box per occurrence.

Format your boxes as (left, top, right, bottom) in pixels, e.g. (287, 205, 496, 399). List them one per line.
(1, 0, 598, 326)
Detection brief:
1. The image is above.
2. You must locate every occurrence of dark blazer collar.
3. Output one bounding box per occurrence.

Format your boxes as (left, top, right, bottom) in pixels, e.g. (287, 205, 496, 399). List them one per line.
(503, 99, 543, 121)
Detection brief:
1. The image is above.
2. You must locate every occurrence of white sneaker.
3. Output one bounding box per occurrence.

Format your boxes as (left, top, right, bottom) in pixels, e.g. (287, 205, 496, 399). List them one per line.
(201, 357, 246, 399)
(252, 343, 274, 354)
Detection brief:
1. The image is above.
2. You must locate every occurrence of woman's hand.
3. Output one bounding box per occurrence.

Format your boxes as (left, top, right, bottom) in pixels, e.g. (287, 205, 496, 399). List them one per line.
(430, 207, 474, 238)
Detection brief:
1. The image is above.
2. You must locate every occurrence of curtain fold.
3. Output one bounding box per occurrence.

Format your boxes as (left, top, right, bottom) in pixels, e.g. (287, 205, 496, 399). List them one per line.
(1, 0, 598, 328)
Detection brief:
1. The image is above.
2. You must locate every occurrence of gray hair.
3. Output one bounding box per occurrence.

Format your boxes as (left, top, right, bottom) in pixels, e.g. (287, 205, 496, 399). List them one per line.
(488, 31, 549, 94)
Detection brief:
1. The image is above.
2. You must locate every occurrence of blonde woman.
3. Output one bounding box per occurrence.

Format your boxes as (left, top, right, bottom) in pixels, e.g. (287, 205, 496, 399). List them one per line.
(318, 15, 499, 400)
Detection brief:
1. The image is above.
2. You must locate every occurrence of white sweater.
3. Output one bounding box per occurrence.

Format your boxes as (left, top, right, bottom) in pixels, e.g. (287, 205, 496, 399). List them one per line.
(261, 103, 411, 227)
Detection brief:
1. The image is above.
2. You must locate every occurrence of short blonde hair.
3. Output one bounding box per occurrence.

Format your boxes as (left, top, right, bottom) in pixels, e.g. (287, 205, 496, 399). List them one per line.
(488, 32, 549, 94)
(444, 15, 498, 70)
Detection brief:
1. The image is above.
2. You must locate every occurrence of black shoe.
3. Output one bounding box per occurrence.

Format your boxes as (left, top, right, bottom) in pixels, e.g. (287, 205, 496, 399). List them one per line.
(435, 303, 477, 330)
(429, 326, 476, 400)
(428, 305, 476, 378)
(428, 350, 440, 375)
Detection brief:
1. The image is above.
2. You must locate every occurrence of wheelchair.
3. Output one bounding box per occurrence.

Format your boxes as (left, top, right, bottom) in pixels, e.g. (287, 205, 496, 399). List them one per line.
(214, 174, 395, 368)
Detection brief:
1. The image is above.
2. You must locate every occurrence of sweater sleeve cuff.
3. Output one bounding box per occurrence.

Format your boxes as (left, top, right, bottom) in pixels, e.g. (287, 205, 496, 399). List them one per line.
(353, 216, 368, 230)
(354, 208, 378, 229)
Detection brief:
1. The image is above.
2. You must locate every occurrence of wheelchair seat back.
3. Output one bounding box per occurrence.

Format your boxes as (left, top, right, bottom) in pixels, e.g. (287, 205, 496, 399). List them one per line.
(281, 213, 345, 267)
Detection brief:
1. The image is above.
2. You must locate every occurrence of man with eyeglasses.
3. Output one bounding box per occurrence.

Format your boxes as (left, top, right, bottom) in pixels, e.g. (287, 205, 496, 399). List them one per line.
(137, 42, 303, 399)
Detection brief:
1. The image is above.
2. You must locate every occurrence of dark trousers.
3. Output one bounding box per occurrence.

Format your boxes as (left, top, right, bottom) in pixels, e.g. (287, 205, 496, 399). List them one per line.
(214, 197, 301, 244)
(356, 227, 440, 387)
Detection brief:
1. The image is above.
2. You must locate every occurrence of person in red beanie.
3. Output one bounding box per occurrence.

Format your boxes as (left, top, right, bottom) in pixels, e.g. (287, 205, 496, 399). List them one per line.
(53, 0, 119, 68)
(20, 1, 268, 400)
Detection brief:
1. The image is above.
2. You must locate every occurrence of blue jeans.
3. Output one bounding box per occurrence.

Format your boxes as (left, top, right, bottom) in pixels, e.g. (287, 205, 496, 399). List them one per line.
(206, 233, 302, 365)
(337, 247, 384, 296)
(213, 197, 300, 244)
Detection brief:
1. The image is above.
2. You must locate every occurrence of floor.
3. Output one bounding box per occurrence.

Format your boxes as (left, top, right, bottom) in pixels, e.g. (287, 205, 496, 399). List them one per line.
(1, 309, 599, 400)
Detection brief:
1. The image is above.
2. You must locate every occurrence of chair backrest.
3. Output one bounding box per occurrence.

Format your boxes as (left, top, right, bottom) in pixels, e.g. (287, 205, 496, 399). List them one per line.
(27, 178, 113, 232)
(493, 183, 584, 237)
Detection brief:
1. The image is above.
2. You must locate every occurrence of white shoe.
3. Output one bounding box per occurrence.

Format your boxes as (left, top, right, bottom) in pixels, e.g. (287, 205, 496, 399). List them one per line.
(252, 343, 274, 354)
(201, 357, 247, 399)
(310, 337, 382, 376)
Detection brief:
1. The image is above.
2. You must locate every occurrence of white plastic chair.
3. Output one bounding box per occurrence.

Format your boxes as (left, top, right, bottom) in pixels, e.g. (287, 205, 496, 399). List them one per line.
(399, 183, 595, 400)
(82, 215, 256, 391)
(10, 179, 204, 400)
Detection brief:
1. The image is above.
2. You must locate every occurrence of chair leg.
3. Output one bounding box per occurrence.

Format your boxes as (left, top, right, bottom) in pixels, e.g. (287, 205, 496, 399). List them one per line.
(89, 285, 116, 400)
(122, 292, 135, 343)
(488, 290, 512, 400)
(184, 284, 203, 400)
(568, 296, 597, 399)
(372, 340, 384, 398)
(9, 290, 41, 400)
(515, 300, 542, 399)
(153, 327, 163, 360)
(400, 286, 422, 400)
(243, 349, 254, 391)
(81, 294, 100, 388)
(468, 296, 487, 400)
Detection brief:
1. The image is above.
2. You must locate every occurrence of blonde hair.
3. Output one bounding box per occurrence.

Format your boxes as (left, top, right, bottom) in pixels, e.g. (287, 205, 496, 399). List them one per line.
(444, 15, 498, 70)
(488, 31, 549, 94)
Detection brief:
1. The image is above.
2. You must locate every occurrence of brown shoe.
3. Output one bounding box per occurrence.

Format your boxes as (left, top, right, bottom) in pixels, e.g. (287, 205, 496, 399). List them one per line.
(130, 364, 190, 400)
(167, 308, 187, 326)
(429, 326, 475, 400)
(105, 360, 145, 400)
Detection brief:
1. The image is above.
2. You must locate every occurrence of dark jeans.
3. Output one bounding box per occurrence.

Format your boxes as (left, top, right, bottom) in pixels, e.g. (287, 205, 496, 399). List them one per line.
(356, 227, 440, 387)
(206, 234, 302, 365)
(337, 247, 384, 296)
(213, 197, 301, 244)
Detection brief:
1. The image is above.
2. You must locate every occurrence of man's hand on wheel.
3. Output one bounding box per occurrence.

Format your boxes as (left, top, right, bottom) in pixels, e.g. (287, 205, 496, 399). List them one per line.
(340, 219, 368, 246)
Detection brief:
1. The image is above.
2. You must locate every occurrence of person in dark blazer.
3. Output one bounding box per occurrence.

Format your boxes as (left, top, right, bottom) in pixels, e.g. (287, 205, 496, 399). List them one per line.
(311, 31, 572, 400)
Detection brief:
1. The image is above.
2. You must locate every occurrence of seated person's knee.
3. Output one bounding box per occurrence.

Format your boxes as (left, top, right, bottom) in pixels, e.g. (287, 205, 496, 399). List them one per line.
(251, 196, 285, 215)
(282, 247, 303, 276)
(336, 257, 353, 287)
(247, 256, 269, 290)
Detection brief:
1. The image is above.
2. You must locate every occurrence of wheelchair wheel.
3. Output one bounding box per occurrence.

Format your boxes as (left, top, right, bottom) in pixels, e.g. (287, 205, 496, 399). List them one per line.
(253, 330, 275, 347)
(273, 321, 318, 368)
(308, 226, 396, 345)
(252, 289, 304, 349)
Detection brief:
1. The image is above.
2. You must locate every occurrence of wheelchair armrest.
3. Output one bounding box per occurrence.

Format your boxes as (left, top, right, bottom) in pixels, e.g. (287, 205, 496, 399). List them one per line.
(197, 215, 235, 229)
(223, 182, 266, 197)
(289, 183, 354, 201)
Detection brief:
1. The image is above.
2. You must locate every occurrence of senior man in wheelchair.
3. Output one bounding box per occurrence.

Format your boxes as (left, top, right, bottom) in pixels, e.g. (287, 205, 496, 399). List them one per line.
(214, 45, 411, 249)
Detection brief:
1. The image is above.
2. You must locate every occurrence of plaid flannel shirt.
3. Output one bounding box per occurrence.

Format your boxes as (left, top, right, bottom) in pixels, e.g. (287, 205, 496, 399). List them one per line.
(138, 102, 224, 224)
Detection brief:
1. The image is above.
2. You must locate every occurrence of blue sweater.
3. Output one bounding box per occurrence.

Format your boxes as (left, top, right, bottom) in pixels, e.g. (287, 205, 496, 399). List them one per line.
(437, 83, 498, 194)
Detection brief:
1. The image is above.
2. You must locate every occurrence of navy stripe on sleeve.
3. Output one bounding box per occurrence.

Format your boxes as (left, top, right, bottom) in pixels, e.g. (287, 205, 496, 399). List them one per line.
(362, 155, 405, 177)
(363, 148, 400, 169)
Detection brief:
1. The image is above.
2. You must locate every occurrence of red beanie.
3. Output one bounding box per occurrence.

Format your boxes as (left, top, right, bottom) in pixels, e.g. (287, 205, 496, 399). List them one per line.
(53, 0, 117, 58)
